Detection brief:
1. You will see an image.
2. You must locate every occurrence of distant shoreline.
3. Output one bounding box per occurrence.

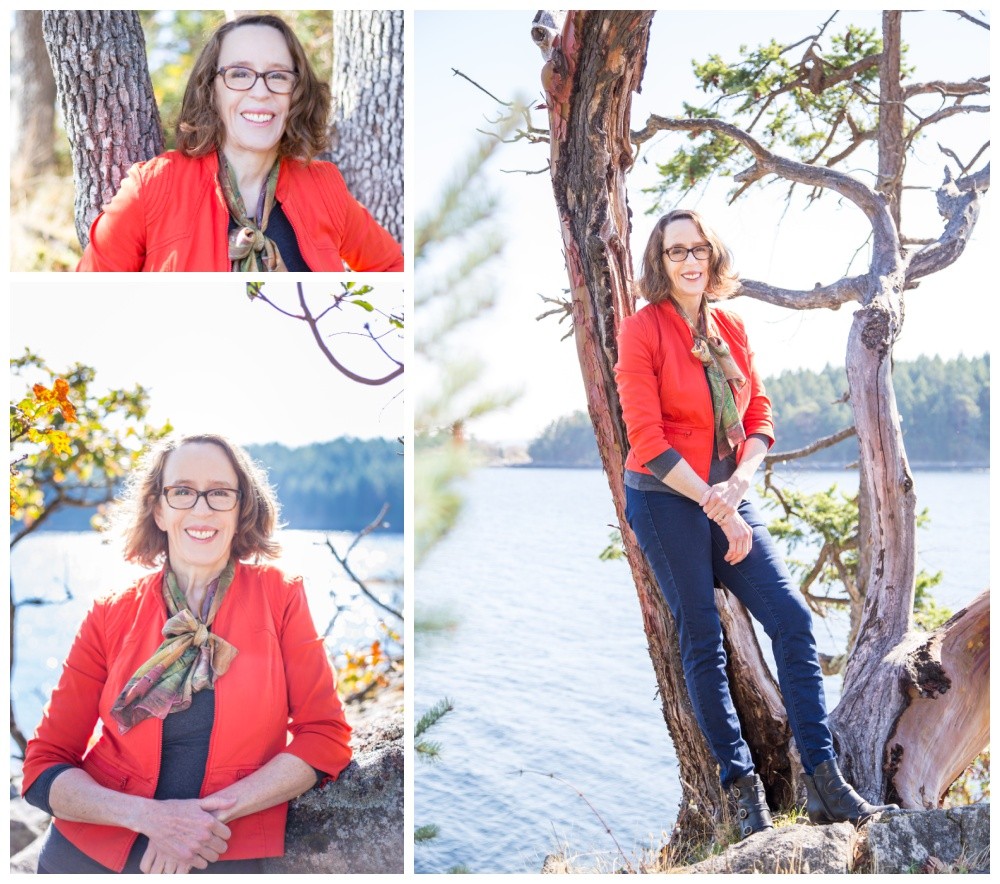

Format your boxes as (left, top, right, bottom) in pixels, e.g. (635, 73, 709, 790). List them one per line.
(502, 461, 990, 471)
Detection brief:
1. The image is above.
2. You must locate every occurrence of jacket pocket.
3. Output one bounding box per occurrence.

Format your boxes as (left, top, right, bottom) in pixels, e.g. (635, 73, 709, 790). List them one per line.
(85, 751, 131, 792)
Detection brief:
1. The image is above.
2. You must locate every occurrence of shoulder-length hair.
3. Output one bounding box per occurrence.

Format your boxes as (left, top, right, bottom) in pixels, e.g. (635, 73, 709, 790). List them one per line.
(175, 14, 331, 162)
(119, 434, 281, 569)
(636, 209, 741, 304)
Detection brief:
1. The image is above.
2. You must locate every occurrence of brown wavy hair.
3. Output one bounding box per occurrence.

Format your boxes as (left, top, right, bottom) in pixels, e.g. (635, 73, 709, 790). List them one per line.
(636, 209, 741, 304)
(175, 14, 331, 161)
(119, 434, 281, 568)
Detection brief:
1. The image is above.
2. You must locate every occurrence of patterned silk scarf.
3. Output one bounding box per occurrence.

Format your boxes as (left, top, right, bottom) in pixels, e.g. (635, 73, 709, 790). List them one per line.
(110, 560, 239, 734)
(672, 297, 748, 459)
(218, 152, 287, 273)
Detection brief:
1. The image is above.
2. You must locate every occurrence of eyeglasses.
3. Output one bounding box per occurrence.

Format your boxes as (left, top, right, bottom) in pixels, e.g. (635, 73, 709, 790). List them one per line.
(162, 486, 242, 511)
(216, 65, 298, 95)
(663, 245, 712, 262)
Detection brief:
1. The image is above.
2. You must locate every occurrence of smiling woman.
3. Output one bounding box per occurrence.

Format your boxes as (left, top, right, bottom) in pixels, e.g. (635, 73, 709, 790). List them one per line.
(20, 434, 352, 874)
(76, 13, 403, 272)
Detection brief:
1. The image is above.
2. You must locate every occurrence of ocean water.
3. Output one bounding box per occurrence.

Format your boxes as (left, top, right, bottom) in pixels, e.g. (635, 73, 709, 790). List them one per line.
(414, 467, 989, 874)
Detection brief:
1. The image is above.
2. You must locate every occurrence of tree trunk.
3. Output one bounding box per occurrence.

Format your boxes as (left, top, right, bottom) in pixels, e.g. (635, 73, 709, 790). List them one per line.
(42, 10, 163, 248)
(536, 10, 794, 842)
(11, 10, 57, 187)
(329, 10, 404, 246)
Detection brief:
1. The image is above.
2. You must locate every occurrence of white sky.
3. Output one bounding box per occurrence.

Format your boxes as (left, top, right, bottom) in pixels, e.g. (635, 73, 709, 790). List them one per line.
(414, 9, 991, 444)
(9, 276, 405, 446)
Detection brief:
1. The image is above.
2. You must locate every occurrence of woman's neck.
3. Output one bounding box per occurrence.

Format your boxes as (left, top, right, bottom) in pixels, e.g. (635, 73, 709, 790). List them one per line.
(169, 561, 227, 613)
(222, 147, 279, 214)
(672, 291, 705, 326)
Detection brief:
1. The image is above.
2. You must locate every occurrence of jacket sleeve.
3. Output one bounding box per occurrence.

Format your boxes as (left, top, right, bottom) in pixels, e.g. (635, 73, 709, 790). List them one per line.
(614, 313, 672, 467)
(21, 601, 108, 795)
(326, 166, 403, 272)
(76, 163, 149, 272)
(733, 315, 775, 446)
(278, 578, 353, 779)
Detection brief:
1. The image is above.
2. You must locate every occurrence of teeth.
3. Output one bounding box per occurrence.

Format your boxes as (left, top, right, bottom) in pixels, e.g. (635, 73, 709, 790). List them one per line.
(187, 529, 216, 540)
(242, 112, 273, 123)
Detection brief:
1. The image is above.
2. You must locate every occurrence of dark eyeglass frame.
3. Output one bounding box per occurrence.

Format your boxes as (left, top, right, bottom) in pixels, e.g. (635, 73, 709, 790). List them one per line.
(216, 65, 299, 94)
(161, 485, 243, 511)
(663, 245, 713, 262)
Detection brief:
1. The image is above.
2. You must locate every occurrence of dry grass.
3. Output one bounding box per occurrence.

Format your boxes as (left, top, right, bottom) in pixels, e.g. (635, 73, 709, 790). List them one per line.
(10, 170, 80, 272)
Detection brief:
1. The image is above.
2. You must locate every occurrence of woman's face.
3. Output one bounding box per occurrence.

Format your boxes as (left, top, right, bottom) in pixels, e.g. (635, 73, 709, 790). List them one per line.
(662, 217, 711, 300)
(154, 442, 240, 577)
(214, 24, 295, 163)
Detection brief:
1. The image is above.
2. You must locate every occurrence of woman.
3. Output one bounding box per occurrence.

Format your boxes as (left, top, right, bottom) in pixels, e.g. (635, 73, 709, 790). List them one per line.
(615, 210, 895, 839)
(77, 14, 402, 272)
(22, 434, 352, 873)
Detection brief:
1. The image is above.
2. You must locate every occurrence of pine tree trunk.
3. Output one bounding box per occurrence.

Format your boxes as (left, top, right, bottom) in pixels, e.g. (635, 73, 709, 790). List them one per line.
(42, 10, 163, 248)
(536, 10, 795, 841)
(11, 10, 57, 186)
(329, 10, 404, 246)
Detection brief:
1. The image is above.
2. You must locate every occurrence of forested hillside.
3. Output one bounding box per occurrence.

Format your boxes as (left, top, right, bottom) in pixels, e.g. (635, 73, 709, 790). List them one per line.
(527, 354, 989, 467)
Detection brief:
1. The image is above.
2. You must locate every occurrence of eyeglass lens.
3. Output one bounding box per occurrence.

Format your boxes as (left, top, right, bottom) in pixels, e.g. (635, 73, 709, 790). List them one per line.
(220, 67, 296, 94)
(665, 246, 711, 262)
(164, 487, 240, 510)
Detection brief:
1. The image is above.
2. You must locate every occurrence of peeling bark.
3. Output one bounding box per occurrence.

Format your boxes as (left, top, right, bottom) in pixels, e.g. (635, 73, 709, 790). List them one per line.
(537, 10, 792, 840)
(536, 9, 989, 830)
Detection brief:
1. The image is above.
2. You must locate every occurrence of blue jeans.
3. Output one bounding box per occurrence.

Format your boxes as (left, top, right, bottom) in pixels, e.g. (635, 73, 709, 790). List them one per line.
(625, 487, 836, 787)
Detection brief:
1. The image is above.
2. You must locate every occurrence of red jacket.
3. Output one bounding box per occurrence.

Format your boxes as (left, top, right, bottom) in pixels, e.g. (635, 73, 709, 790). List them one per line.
(22, 562, 352, 871)
(76, 151, 403, 272)
(615, 300, 774, 482)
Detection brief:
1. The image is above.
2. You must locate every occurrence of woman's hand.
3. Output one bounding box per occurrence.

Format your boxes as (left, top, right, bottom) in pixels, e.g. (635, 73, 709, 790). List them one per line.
(718, 510, 753, 565)
(699, 486, 737, 524)
(139, 843, 191, 875)
(137, 794, 235, 872)
(709, 474, 751, 513)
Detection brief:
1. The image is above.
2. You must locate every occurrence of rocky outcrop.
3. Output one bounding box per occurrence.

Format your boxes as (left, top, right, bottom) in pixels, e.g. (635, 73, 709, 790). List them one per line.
(262, 682, 403, 873)
(864, 805, 990, 873)
(684, 820, 857, 874)
(539, 803, 990, 874)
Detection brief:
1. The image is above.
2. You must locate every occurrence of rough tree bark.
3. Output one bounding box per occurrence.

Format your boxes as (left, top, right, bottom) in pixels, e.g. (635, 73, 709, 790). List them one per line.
(11, 10, 58, 186)
(329, 10, 404, 245)
(42, 10, 163, 249)
(533, 11, 796, 841)
(535, 8, 990, 839)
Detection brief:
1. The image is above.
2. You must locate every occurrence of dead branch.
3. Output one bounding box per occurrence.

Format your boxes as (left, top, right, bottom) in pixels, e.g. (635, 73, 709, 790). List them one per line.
(903, 76, 990, 100)
(764, 426, 858, 466)
(324, 503, 402, 622)
(946, 10, 990, 30)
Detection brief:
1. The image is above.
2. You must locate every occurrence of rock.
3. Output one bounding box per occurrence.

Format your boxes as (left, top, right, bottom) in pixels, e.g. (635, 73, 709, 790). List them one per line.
(865, 805, 990, 873)
(262, 677, 404, 873)
(10, 833, 44, 874)
(683, 820, 857, 874)
(9, 797, 49, 856)
(541, 854, 571, 873)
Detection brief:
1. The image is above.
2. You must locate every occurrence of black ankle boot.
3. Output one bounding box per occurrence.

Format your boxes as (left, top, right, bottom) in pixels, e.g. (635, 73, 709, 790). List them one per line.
(802, 759, 898, 825)
(729, 773, 773, 839)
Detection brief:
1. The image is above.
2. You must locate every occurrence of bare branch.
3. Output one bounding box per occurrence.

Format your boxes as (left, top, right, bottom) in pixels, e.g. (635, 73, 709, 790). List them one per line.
(903, 76, 990, 100)
(737, 275, 866, 310)
(632, 115, 899, 265)
(324, 503, 402, 622)
(905, 104, 990, 149)
(450, 67, 512, 107)
(296, 283, 404, 386)
(947, 10, 990, 30)
(906, 164, 990, 283)
(765, 426, 858, 467)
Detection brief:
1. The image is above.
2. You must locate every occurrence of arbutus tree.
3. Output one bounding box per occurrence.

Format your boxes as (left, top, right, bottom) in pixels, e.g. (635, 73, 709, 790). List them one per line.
(530, 9, 989, 845)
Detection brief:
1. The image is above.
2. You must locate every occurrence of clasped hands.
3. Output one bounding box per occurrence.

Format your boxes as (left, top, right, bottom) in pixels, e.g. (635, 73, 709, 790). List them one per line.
(699, 475, 753, 564)
(138, 794, 235, 874)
